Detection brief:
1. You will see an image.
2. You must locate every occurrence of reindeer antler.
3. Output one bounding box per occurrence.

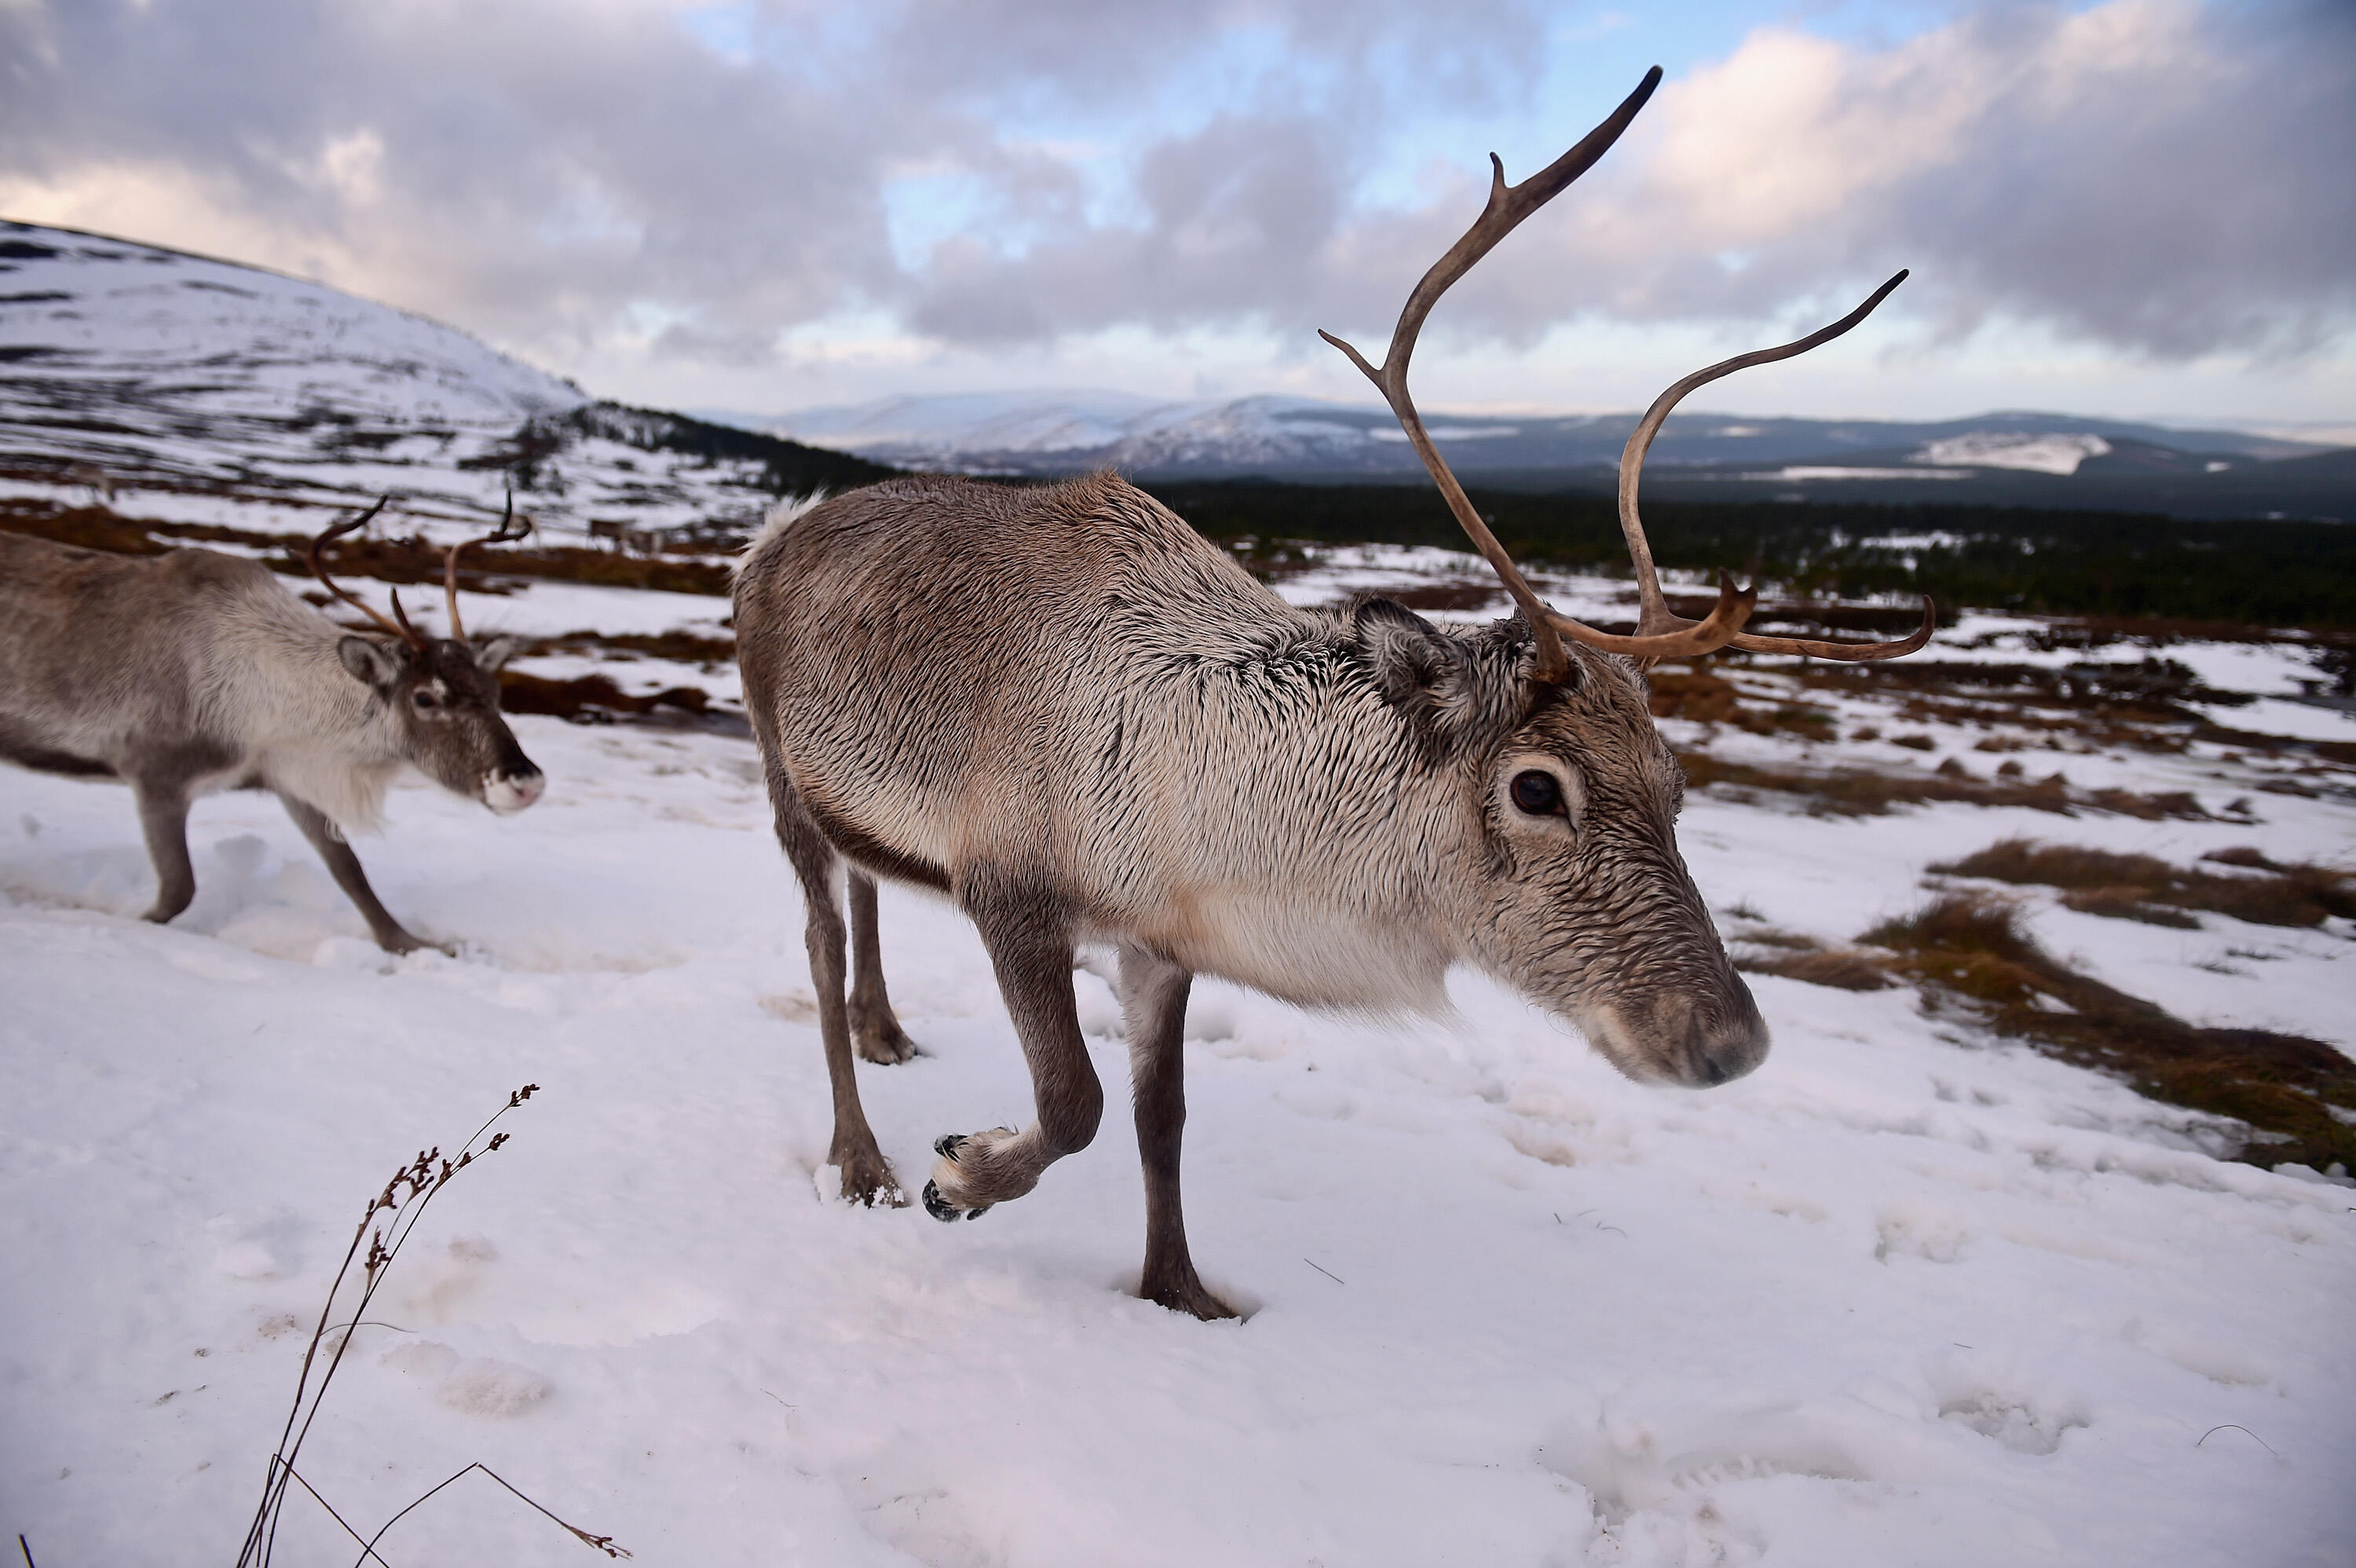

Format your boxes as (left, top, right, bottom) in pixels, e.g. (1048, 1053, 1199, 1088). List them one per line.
(307, 496, 428, 650)
(1615, 272, 1937, 662)
(444, 489, 532, 641)
(1323, 67, 1930, 678)
(1323, 68, 1754, 681)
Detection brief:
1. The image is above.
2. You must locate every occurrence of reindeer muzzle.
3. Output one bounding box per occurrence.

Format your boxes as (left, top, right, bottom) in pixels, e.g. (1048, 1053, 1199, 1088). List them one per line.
(483, 768, 545, 814)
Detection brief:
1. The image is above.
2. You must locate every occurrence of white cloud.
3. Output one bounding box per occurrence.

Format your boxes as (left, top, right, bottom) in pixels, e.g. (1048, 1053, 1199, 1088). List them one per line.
(2, 0, 2346, 415)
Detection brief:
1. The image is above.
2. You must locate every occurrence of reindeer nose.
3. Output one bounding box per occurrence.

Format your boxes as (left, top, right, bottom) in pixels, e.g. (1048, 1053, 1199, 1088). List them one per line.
(485, 769, 545, 814)
(1685, 987, 1770, 1086)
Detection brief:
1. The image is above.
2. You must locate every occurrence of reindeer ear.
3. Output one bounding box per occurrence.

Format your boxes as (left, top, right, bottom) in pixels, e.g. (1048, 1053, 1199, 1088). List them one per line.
(337, 636, 403, 689)
(1355, 596, 1506, 751)
(471, 634, 523, 672)
(1355, 598, 1458, 704)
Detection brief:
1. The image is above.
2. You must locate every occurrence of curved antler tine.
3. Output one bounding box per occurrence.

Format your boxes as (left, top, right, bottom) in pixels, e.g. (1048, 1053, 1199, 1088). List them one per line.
(1546, 569, 1758, 659)
(387, 587, 422, 645)
(305, 495, 424, 649)
(1618, 271, 1908, 634)
(444, 488, 532, 641)
(1322, 66, 1665, 682)
(1728, 593, 1937, 661)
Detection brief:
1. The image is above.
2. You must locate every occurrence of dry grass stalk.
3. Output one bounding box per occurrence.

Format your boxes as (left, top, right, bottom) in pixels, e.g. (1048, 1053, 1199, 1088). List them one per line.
(236, 1087, 631, 1567)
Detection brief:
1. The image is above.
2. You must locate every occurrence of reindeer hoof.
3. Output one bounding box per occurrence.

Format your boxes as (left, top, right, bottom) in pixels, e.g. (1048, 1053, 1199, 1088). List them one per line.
(854, 1017, 920, 1065)
(922, 1133, 1001, 1221)
(834, 1148, 905, 1208)
(921, 1180, 990, 1222)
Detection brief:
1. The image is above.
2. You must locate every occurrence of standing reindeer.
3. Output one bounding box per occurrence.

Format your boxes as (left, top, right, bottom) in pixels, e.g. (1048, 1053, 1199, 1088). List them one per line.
(734, 68, 1931, 1320)
(0, 499, 544, 953)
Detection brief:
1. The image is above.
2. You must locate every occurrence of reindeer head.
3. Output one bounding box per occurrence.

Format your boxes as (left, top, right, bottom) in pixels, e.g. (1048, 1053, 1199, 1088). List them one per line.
(310, 498, 546, 815)
(1329, 68, 1932, 1086)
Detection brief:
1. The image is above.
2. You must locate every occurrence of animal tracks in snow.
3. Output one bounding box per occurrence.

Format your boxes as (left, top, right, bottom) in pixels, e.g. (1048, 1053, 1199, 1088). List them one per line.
(378, 1340, 552, 1418)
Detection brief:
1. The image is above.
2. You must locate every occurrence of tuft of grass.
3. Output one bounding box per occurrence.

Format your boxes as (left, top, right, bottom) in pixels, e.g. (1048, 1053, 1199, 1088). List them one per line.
(1860, 896, 2356, 1171)
(1934, 839, 2354, 928)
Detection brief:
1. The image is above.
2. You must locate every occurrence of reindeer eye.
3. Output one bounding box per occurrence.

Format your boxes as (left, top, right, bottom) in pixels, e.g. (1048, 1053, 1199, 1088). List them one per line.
(412, 689, 441, 711)
(1509, 770, 1563, 816)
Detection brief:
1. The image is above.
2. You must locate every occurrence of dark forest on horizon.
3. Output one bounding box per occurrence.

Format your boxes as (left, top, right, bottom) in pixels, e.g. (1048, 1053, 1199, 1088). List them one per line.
(1140, 478, 2356, 634)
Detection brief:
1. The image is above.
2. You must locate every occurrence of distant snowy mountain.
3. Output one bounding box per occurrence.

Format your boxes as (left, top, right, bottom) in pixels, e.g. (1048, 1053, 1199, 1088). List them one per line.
(0, 221, 885, 543)
(707, 391, 2348, 521)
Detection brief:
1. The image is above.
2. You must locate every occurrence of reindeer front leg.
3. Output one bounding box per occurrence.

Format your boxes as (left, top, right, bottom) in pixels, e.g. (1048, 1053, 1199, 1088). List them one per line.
(924, 878, 1103, 1221)
(132, 777, 197, 924)
(280, 795, 441, 955)
(1119, 941, 1235, 1319)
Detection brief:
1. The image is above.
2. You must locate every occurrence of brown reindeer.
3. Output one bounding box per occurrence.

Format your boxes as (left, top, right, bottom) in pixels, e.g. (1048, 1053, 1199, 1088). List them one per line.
(0, 498, 544, 952)
(733, 68, 1930, 1320)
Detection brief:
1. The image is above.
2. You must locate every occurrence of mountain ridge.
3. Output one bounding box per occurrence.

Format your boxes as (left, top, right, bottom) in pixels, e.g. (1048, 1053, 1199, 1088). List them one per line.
(701, 391, 2348, 521)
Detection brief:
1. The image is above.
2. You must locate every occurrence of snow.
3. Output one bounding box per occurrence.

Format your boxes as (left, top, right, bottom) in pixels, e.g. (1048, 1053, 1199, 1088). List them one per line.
(1743, 466, 1976, 482)
(0, 223, 792, 545)
(5, 560, 2354, 1568)
(1912, 433, 2114, 477)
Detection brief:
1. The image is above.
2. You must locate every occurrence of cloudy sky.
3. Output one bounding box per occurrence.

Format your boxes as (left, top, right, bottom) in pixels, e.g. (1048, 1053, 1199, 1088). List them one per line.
(3, 0, 2351, 430)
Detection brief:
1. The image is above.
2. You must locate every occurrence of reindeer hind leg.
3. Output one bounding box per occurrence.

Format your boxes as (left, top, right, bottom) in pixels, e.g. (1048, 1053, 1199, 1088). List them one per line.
(766, 767, 902, 1207)
(847, 870, 920, 1064)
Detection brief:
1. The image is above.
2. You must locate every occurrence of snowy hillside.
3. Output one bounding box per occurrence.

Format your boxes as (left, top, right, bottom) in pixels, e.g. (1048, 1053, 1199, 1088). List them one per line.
(0, 221, 886, 543)
(3, 539, 2353, 1566)
(719, 390, 2346, 518)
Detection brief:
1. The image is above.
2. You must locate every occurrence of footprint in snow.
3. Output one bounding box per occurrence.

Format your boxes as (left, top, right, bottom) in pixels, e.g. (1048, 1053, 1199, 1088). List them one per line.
(380, 1340, 551, 1417)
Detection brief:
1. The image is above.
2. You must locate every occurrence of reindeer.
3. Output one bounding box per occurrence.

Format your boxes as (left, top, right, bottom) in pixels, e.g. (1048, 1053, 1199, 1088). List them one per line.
(0, 498, 544, 953)
(64, 462, 116, 508)
(734, 68, 1931, 1320)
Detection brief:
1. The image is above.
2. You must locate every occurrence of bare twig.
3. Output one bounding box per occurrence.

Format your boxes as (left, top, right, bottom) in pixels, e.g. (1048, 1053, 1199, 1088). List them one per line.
(350, 1463, 632, 1566)
(237, 1087, 543, 1568)
(278, 1464, 397, 1568)
(2194, 1424, 2279, 1456)
(1304, 1259, 1345, 1285)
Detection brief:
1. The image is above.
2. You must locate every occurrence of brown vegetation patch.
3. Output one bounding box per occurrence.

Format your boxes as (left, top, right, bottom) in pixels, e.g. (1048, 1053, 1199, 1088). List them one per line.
(1648, 667, 1738, 724)
(499, 671, 740, 732)
(1861, 895, 2356, 1170)
(1933, 839, 2354, 928)
(1646, 664, 1838, 740)
(1675, 754, 2193, 818)
(2057, 890, 2202, 928)
(0, 498, 734, 596)
(1739, 947, 1897, 991)
(1381, 580, 1504, 613)
(529, 628, 737, 670)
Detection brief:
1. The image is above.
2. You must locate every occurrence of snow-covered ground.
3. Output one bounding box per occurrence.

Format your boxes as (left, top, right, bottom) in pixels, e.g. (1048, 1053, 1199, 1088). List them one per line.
(3, 552, 2354, 1568)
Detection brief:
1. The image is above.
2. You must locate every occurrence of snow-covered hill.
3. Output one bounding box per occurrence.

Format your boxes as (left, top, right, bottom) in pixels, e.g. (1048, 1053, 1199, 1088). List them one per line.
(0, 221, 886, 543)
